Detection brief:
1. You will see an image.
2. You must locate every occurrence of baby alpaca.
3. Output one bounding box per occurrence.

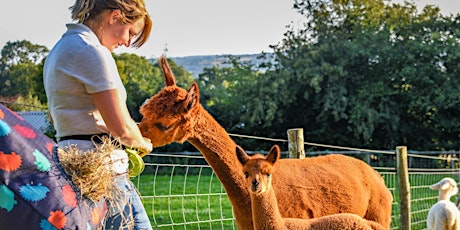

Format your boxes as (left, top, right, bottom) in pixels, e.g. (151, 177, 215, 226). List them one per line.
(236, 145, 385, 230)
(427, 177, 460, 230)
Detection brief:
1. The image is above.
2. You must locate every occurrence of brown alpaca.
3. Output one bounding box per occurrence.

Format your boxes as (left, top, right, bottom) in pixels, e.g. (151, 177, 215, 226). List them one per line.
(236, 145, 386, 230)
(139, 56, 393, 230)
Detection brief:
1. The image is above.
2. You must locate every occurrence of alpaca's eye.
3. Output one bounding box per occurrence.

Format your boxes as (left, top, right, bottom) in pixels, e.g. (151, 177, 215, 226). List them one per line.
(155, 123, 171, 131)
(244, 172, 249, 178)
(265, 173, 271, 178)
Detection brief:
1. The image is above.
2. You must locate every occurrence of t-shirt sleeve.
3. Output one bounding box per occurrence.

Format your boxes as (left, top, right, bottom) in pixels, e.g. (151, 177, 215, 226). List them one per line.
(72, 45, 120, 94)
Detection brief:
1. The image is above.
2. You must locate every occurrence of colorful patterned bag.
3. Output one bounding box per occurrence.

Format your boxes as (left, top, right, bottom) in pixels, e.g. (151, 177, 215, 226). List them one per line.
(0, 104, 106, 230)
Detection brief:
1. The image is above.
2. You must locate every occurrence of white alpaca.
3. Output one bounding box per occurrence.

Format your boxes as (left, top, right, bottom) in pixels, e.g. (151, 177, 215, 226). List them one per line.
(236, 145, 386, 230)
(427, 177, 460, 230)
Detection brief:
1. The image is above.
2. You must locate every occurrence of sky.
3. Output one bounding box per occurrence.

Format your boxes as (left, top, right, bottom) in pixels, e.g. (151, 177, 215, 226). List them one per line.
(1, 0, 459, 58)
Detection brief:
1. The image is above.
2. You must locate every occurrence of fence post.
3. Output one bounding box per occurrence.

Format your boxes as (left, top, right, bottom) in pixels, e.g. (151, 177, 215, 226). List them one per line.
(287, 128, 305, 159)
(397, 146, 411, 230)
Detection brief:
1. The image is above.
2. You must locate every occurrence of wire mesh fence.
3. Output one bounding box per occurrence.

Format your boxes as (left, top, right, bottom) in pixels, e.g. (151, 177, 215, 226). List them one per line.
(133, 153, 237, 229)
(134, 150, 460, 230)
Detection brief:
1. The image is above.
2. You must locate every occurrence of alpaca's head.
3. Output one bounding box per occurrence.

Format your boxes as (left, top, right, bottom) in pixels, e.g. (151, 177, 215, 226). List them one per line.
(236, 145, 280, 194)
(429, 177, 459, 200)
(139, 55, 200, 147)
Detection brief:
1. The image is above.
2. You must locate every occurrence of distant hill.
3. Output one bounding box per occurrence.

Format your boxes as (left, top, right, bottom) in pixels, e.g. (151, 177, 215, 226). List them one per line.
(169, 53, 274, 78)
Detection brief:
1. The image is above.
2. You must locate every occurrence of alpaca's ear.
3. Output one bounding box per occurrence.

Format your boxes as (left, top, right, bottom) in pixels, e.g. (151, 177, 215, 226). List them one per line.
(430, 178, 449, 190)
(159, 55, 176, 87)
(236, 145, 250, 165)
(266, 145, 280, 165)
(182, 83, 200, 112)
(429, 183, 440, 190)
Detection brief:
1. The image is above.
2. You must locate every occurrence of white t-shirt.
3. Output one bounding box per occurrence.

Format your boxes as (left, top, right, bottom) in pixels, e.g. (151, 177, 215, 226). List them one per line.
(44, 23, 126, 139)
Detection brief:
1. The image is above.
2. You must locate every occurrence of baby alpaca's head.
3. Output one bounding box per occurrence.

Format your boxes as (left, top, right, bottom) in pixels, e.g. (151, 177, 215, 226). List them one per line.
(236, 145, 280, 194)
(430, 177, 459, 200)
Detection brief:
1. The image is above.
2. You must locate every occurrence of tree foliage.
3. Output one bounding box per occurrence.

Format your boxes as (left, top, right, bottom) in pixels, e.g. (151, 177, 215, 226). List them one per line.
(115, 53, 162, 121)
(198, 57, 255, 128)
(198, 0, 460, 151)
(197, 55, 279, 149)
(250, 0, 460, 150)
(0, 40, 48, 109)
(0, 40, 195, 124)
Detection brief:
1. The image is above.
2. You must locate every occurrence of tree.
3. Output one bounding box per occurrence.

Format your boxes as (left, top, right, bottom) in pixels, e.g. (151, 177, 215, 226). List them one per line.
(197, 55, 285, 150)
(198, 56, 257, 128)
(254, 0, 460, 150)
(0, 40, 48, 110)
(0, 40, 48, 68)
(115, 53, 162, 120)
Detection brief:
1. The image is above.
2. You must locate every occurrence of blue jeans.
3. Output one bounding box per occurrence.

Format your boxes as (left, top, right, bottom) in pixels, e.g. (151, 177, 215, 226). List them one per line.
(104, 175, 152, 230)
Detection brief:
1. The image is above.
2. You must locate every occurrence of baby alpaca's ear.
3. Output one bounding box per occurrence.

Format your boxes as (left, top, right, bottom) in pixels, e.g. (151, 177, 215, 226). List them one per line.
(266, 145, 280, 165)
(236, 145, 250, 166)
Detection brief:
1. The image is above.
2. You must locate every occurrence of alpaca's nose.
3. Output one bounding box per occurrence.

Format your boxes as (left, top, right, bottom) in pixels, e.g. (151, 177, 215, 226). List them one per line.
(252, 179, 259, 188)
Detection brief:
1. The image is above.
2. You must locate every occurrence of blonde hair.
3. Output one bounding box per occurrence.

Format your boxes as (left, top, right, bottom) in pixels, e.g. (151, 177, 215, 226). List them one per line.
(70, 0, 152, 47)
